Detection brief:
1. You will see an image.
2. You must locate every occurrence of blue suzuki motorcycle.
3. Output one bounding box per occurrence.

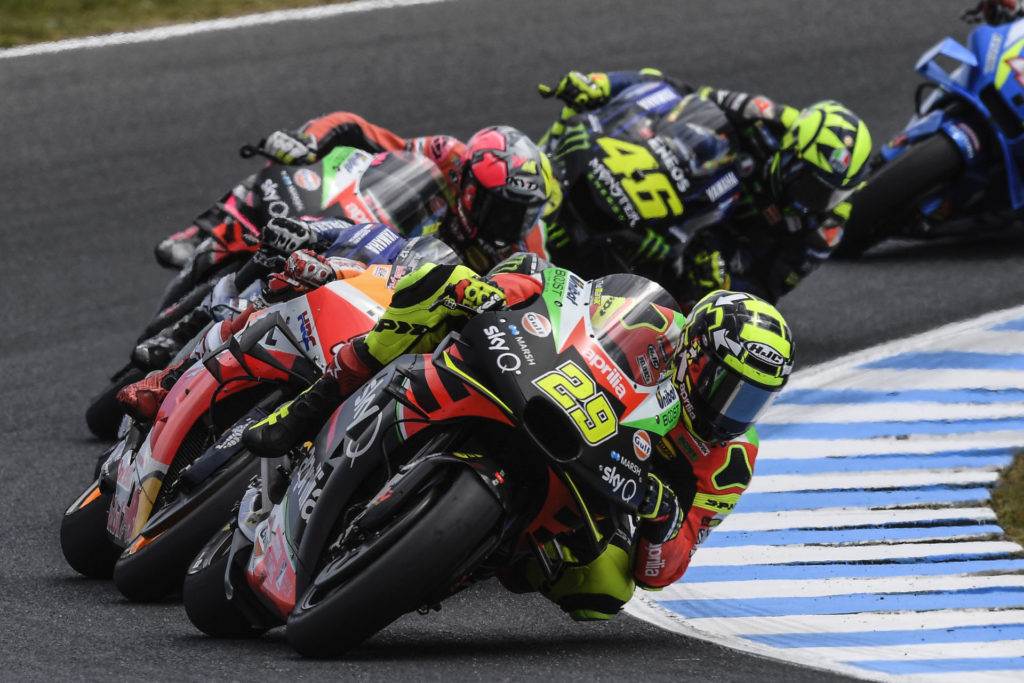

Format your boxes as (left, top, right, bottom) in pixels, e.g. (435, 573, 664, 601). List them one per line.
(837, 12, 1024, 256)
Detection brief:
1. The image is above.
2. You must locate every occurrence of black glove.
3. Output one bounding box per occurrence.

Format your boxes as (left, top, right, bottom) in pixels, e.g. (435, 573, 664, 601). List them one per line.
(254, 217, 317, 268)
(637, 473, 683, 545)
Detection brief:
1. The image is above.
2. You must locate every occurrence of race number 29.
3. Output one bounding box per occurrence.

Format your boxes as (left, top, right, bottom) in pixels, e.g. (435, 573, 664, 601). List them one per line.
(534, 361, 617, 445)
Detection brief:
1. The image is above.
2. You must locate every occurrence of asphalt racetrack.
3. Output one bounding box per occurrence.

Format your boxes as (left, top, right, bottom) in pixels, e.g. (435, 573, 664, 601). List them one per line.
(2, 0, 1022, 679)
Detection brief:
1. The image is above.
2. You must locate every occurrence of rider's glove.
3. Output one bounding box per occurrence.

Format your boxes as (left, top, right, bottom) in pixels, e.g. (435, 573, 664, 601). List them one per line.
(538, 71, 612, 111)
(637, 473, 684, 545)
(283, 249, 336, 289)
(449, 275, 507, 311)
(684, 246, 732, 295)
(253, 216, 317, 268)
(262, 217, 317, 255)
(261, 250, 336, 302)
(259, 129, 319, 164)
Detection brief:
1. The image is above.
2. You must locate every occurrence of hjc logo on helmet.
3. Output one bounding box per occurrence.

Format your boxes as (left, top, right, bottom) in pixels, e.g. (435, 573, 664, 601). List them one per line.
(743, 340, 785, 366)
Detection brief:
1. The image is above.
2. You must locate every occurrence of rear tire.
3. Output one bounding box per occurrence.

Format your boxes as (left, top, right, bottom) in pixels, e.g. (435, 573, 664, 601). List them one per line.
(286, 467, 502, 658)
(834, 133, 964, 258)
(182, 526, 271, 638)
(112, 457, 259, 602)
(60, 483, 120, 579)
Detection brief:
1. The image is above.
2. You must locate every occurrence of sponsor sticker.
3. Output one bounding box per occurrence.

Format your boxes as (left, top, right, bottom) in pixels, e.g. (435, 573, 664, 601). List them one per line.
(522, 312, 551, 337)
(633, 430, 652, 461)
(294, 168, 321, 192)
(744, 340, 784, 366)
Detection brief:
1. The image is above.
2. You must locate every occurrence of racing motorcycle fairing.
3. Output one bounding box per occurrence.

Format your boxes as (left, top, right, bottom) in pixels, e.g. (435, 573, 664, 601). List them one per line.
(887, 20, 1024, 211)
(547, 80, 742, 273)
(240, 269, 683, 621)
(104, 266, 395, 548)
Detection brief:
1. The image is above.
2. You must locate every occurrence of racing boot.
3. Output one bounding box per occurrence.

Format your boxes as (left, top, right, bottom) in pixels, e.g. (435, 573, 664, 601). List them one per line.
(117, 357, 197, 422)
(133, 307, 214, 370)
(242, 376, 344, 458)
(154, 224, 203, 269)
(242, 342, 374, 457)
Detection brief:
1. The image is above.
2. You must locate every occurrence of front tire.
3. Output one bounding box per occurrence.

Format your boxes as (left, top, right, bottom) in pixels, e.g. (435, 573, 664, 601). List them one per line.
(835, 133, 964, 258)
(60, 482, 120, 579)
(183, 526, 271, 638)
(285, 467, 502, 658)
(112, 457, 259, 602)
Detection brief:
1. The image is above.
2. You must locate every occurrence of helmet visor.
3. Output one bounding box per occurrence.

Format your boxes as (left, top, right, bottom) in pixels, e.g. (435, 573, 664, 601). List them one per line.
(779, 158, 854, 213)
(464, 182, 539, 247)
(678, 355, 779, 441)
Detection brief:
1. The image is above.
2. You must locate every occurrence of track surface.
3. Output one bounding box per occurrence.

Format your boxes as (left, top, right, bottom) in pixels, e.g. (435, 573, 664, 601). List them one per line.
(2, 1, 1021, 679)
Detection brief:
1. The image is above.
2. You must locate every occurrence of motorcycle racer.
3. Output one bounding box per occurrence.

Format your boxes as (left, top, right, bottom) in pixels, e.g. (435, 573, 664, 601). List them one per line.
(167, 115, 564, 276)
(243, 261, 794, 622)
(540, 69, 872, 306)
(121, 119, 563, 422)
(141, 120, 561, 366)
(963, 0, 1024, 23)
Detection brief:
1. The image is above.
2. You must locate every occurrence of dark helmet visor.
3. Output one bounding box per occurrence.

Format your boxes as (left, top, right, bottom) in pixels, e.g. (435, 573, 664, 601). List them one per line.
(466, 183, 538, 246)
(779, 156, 854, 213)
(679, 354, 779, 442)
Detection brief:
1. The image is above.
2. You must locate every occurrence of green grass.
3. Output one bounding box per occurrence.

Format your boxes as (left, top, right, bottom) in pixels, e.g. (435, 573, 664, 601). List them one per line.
(992, 451, 1024, 549)
(0, 0, 353, 48)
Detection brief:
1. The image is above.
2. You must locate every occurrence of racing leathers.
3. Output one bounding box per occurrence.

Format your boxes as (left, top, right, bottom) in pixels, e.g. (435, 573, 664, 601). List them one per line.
(242, 260, 759, 622)
(258, 111, 554, 271)
(118, 219, 407, 421)
(546, 69, 851, 305)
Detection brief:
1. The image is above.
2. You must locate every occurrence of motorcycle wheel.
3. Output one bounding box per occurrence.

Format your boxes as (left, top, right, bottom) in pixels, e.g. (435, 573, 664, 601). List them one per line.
(111, 456, 259, 602)
(60, 482, 121, 579)
(286, 466, 501, 658)
(833, 133, 964, 258)
(84, 363, 146, 440)
(183, 526, 271, 638)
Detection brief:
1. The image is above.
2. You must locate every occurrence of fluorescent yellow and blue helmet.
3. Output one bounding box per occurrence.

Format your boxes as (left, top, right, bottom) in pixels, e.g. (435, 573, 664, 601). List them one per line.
(769, 101, 871, 214)
(675, 290, 794, 442)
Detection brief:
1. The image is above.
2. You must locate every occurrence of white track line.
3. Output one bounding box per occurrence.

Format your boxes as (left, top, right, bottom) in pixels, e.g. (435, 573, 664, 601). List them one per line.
(0, 0, 451, 59)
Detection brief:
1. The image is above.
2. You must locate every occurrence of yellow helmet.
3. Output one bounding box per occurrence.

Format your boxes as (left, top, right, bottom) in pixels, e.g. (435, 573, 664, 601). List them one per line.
(769, 101, 872, 213)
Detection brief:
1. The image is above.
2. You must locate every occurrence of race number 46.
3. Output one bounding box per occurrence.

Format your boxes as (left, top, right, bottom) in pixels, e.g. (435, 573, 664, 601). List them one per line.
(597, 137, 684, 220)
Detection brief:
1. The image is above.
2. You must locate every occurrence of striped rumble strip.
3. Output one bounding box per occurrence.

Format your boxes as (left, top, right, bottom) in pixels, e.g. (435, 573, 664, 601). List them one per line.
(627, 305, 1024, 682)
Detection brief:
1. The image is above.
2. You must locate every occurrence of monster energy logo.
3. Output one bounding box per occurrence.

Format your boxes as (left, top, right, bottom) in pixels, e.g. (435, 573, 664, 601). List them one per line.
(553, 123, 590, 159)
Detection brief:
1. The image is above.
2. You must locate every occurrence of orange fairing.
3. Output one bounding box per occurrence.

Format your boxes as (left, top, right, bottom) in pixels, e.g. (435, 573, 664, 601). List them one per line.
(80, 485, 103, 509)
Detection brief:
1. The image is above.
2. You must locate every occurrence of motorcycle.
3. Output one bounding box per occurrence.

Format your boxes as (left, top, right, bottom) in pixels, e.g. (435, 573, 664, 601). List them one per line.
(543, 80, 744, 280)
(183, 268, 684, 658)
(62, 233, 458, 601)
(85, 145, 451, 439)
(835, 13, 1024, 257)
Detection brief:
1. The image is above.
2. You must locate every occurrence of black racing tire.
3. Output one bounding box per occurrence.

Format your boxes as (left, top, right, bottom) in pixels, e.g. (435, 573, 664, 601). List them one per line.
(60, 482, 121, 579)
(834, 133, 964, 258)
(285, 467, 502, 659)
(111, 457, 259, 603)
(84, 364, 146, 440)
(182, 526, 271, 639)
